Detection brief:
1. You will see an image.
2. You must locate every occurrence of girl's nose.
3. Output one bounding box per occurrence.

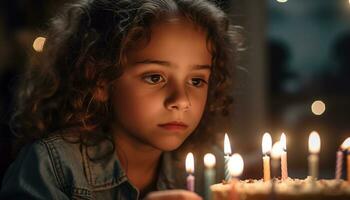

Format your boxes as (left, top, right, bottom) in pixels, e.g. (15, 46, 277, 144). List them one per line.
(165, 85, 191, 111)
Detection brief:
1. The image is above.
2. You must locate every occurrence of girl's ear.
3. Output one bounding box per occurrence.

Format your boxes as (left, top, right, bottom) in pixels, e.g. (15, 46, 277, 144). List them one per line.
(94, 81, 109, 102)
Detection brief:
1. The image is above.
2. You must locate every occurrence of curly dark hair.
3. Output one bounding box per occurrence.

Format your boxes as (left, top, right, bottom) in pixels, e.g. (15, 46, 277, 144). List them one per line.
(11, 0, 242, 160)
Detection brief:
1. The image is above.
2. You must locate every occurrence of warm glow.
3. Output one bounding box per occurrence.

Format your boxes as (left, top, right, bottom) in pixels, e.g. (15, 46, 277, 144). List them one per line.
(32, 36, 46, 52)
(276, 0, 288, 3)
(262, 132, 272, 155)
(228, 153, 244, 177)
(186, 152, 194, 174)
(224, 133, 232, 155)
(311, 100, 326, 116)
(341, 137, 350, 150)
(271, 141, 283, 159)
(308, 131, 321, 154)
(204, 153, 216, 168)
(280, 133, 287, 150)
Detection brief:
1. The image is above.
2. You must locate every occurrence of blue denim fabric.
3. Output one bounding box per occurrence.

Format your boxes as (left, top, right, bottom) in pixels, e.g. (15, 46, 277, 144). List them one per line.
(0, 135, 177, 200)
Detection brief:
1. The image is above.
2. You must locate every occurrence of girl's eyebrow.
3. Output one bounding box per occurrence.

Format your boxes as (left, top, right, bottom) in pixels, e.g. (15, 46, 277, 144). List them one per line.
(133, 59, 212, 70)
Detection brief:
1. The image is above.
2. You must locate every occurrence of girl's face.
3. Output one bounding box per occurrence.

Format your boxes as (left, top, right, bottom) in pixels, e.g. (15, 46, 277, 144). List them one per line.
(111, 19, 212, 151)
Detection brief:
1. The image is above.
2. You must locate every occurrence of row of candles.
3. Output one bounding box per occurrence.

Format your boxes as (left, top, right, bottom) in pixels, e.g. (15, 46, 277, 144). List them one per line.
(185, 132, 350, 199)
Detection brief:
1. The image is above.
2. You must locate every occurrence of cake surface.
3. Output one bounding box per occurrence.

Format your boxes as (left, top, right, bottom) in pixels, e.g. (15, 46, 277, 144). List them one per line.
(210, 177, 350, 200)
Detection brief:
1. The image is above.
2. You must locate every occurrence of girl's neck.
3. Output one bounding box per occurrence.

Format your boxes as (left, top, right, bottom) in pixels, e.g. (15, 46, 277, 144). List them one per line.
(112, 127, 162, 194)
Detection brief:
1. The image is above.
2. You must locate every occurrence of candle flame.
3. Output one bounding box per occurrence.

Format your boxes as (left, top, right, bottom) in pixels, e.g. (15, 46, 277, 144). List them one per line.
(262, 132, 272, 155)
(185, 152, 194, 174)
(308, 131, 321, 154)
(271, 141, 283, 159)
(341, 137, 350, 150)
(280, 133, 287, 150)
(204, 153, 216, 168)
(228, 153, 244, 177)
(224, 133, 232, 155)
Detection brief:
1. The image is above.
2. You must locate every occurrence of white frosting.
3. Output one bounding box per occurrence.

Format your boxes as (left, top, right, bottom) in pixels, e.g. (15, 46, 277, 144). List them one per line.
(211, 177, 350, 196)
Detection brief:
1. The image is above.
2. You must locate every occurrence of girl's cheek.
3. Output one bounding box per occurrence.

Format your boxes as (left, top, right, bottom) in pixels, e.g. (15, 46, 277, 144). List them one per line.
(191, 86, 209, 100)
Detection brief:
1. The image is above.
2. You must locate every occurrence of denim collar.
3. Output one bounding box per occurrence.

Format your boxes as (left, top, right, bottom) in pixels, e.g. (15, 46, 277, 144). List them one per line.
(156, 152, 176, 190)
(82, 140, 176, 191)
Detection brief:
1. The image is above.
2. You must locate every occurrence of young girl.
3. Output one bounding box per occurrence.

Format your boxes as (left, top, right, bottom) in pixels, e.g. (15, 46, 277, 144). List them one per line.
(0, 0, 240, 199)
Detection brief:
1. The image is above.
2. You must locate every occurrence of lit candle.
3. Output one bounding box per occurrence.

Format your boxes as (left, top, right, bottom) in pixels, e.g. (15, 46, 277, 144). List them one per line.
(204, 153, 216, 200)
(224, 133, 232, 181)
(228, 153, 244, 179)
(348, 151, 350, 183)
(280, 133, 288, 180)
(335, 150, 343, 180)
(227, 153, 244, 200)
(262, 133, 272, 182)
(335, 138, 350, 180)
(308, 131, 321, 181)
(271, 141, 283, 178)
(186, 152, 195, 192)
(270, 141, 283, 200)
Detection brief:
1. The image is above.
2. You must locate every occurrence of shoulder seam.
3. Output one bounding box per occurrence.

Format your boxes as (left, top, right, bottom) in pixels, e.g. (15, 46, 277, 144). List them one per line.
(39, 140, 69, 195)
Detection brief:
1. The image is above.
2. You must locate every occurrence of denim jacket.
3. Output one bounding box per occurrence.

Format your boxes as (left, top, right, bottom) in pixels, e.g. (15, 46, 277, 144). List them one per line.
(0, 135, 181, 200)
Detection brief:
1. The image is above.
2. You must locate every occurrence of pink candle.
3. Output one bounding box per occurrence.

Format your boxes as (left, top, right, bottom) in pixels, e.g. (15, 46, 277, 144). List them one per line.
(186, 174, 195, 192)
(281, 151, 288, 180)
(335, 149, 343, 179)
(280, 133, 288, 180)
(185, 152, 195, 192)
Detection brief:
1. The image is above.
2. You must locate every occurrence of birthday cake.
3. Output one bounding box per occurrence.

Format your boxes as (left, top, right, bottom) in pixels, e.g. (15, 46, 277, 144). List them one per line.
(210, 177, 350, 200)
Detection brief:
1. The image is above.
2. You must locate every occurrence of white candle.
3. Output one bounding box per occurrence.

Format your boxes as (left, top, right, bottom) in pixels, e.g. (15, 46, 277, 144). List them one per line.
(280, 133, 288, 180)
(262, 133, 272, 182)
(335, 138, 350, 179)
(228, 153, 244, 178)
(186, 152, 195, 192)
(227, 153, 244, 200)
(204, 153, 216, 200)
(270, 141, 283, 200)
(271, 141, 283, 178)
(308, 131, 321, 181)
(224, 133, 232, 181)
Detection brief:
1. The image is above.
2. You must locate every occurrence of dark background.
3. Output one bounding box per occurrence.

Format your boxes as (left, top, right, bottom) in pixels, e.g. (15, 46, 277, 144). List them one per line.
(0, 0, 349, 191)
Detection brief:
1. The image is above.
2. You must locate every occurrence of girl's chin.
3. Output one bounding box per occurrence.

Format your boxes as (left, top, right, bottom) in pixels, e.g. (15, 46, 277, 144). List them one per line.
(152, 138, 186, 151)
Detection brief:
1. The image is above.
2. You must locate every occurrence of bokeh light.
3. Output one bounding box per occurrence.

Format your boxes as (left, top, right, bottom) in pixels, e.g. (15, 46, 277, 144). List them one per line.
(311, 100, 326, 116)
(32, 36, 46, 52)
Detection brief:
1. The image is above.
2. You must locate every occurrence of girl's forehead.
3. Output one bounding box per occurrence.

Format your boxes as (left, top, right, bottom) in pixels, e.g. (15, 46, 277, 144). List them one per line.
(126, 19, 212, 66)
(151, 17, 206, 38)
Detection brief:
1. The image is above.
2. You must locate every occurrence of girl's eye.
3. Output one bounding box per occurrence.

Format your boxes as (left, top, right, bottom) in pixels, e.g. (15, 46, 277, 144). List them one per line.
(143, 74, 165, 84)
(190, 78, 207, 87)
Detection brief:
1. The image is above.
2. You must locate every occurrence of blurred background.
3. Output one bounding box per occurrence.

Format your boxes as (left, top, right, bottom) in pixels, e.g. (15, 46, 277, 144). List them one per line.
(0, 0, 349, 190)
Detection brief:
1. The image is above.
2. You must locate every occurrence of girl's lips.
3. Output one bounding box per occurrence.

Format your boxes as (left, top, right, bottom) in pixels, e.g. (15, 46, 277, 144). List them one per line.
(158, 122, 188, 130)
